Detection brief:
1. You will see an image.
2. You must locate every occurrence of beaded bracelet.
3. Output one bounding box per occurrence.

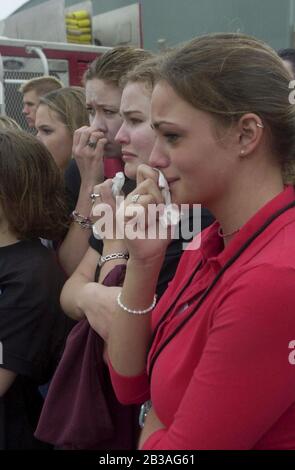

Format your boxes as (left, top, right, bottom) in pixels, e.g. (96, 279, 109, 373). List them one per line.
(117, 291, 157, 315)
(71, 210, 93, 230)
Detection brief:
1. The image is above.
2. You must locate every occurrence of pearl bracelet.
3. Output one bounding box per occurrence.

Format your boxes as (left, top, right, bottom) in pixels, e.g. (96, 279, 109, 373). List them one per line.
(117, 292, 157, 315)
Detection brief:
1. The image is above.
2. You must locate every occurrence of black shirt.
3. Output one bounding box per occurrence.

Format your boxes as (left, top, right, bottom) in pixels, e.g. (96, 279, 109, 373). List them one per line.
(64, 159, 81, 213)
(0, 239, 71, 449)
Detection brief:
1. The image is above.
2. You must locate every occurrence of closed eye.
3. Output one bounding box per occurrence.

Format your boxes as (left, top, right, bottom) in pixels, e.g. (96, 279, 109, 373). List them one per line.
(38, 127, 53, 135)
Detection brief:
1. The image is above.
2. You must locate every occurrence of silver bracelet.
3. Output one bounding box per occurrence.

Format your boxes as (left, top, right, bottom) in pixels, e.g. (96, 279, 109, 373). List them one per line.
(71, 210, 93, 230)
(117, 291, 157, 315)
(98, 252, 129, 268)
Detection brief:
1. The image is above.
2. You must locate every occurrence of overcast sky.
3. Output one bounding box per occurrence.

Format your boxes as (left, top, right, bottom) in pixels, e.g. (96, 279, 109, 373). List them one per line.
(0, 0, 30, 21)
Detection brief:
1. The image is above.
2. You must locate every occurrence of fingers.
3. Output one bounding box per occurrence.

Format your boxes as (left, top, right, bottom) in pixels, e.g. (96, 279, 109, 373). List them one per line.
(125, 193, 155, 221)
(73, 126, 89, 147)
(91, 180, 115, 215)
(121, 182, 163, 235)
(136, 163, 159, 186)
(122, 166, 164, 227)
(127, 179, 164, 207)
(134, 164, 164, 206)
(73, 126, 107, 157)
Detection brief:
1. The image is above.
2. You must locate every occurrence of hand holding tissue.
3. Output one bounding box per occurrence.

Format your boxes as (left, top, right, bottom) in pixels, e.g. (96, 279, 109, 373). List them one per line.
(155, 169, 181, 227)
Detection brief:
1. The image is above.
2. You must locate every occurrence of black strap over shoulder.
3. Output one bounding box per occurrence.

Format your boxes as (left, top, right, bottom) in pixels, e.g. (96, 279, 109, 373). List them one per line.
(148, 199, 295, 382)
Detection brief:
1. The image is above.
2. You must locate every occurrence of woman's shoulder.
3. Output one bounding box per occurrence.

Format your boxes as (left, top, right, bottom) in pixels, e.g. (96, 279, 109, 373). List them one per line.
(0, 239, 65, 291)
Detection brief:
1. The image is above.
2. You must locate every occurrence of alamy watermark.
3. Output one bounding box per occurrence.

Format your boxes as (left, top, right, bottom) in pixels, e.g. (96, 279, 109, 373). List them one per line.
(92, 198, 202, 250)
(288, 340, 295, 365)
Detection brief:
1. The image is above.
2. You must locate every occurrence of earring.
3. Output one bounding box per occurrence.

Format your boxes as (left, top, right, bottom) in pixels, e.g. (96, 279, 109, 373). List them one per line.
(240, 149, 245, 156)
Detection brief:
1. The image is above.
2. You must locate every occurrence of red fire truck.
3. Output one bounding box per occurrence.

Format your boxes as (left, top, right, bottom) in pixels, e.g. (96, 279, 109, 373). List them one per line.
(0, 36, 110, 129)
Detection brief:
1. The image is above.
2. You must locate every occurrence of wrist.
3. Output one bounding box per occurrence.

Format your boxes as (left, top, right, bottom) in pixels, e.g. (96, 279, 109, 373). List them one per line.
(103, 239, 127, 254)
(80, 174, 104, 188)
(128, 254, 165, 270)
(71, 210, 93, 229)
(79, 182, 98, 196)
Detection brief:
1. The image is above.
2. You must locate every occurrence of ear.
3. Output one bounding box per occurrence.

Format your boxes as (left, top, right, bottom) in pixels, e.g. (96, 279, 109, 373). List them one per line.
(236, 113, 264, 157)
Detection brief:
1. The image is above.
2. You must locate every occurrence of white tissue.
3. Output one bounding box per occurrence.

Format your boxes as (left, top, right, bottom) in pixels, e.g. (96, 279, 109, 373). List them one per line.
(154, 169, 180, 226)
(92, 223, 101, 240)
(112, 171, 125, 197)
(92, 171, 125, 240)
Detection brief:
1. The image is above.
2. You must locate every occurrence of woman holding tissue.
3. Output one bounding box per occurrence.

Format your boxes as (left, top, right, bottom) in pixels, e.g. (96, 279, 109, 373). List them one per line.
(57, 48, 152, 275)
(60, 57, 213, 325)
(36, 52, 213, 450)
(105, 33, 295, 449)
(35, 47, 155, 450)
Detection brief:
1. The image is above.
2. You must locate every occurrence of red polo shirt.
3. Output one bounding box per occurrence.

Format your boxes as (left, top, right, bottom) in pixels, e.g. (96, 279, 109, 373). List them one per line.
(109, 185, 295, 449)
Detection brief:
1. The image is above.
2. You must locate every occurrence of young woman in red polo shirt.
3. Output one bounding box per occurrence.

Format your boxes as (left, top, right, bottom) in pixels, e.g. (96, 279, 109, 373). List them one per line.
(105, 33, 295, 449)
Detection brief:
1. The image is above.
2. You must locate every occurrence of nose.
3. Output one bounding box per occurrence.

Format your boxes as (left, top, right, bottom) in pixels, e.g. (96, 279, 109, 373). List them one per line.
(90, 111, 107, 133)
(23, 105, 29, 115)
(115, 121, 129, 145)
(148, 137, 169, 169)
(36, 131, 42, 141)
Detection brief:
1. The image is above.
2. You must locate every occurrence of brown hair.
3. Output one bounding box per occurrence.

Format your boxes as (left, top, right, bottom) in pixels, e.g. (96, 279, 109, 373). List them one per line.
(39, 86, 89, 135)
(19, 76, 63, 96)
(0, 129, 69, 240)
(83, 46, 153, 87)
(157, 33, 295, 172)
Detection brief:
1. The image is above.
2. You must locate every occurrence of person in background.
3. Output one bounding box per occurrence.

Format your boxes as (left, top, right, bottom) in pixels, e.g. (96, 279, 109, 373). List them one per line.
(19, 75, 63, 129)
(35, 86, 91, 260)
(35, 87, 89, 173)
(102, 33, 295, 450)
(0, 129, 72, 449)
(278, 48, 295, 78)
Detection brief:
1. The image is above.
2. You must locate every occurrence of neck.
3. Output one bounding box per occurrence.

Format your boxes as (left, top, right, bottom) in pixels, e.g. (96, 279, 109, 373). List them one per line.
(209, 166, 285, 246)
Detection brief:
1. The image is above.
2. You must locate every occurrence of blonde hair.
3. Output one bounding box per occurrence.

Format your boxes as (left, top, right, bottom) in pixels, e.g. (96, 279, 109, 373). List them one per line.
(0, 115, 21, 130)
(39, 87, 89, 135)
